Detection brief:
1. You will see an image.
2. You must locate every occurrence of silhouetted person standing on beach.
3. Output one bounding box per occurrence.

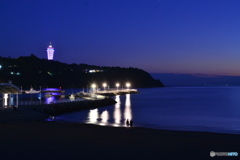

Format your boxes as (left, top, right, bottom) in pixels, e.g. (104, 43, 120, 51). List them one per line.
(126, 119, 130, 129)
(130, 120, 133, 129)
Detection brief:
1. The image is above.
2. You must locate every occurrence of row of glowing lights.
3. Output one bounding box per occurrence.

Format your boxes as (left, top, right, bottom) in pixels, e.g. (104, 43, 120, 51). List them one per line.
(91, 82, 131, 88)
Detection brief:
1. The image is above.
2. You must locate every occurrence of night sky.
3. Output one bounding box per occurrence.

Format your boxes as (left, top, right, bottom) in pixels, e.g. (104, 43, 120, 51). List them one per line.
(1, 0, 240, 80)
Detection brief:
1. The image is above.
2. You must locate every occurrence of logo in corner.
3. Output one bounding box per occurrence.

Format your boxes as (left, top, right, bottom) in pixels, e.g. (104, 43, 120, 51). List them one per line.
(210, 151, 215, 157)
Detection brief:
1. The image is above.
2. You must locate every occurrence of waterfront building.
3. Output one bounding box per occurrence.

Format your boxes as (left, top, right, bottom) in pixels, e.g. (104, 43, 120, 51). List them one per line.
(47, 42, 54, 60)
(0, 83, 21, 108)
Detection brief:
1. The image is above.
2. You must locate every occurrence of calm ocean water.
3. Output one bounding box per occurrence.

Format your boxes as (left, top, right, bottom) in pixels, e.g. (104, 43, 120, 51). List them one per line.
(54, 87, 240, 134)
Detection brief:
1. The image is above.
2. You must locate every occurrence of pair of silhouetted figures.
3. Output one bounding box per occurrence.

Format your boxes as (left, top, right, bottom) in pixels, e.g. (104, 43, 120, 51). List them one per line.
(126, 119, 133, 129)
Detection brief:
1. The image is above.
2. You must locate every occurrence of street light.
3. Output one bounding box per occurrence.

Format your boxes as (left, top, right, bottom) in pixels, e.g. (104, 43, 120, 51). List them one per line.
(126, 83, 131, 90)
(116, 83, 120, 90)
(103, 83, 107, 91)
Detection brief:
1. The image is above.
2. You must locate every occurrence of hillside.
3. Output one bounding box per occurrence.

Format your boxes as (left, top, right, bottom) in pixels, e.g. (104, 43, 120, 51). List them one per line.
(0, 54, 164, 89)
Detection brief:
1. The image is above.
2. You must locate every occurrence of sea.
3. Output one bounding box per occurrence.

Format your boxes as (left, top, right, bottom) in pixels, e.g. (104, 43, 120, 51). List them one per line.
(53, 87, 240, 134)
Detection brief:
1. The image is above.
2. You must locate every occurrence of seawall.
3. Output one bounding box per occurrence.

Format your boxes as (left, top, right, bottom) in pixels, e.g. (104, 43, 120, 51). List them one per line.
(22, 98, 116, 116)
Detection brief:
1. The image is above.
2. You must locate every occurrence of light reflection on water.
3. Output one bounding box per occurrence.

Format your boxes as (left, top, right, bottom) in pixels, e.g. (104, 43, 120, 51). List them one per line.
(85, 94, 132, 127)
(89, 109, 98, 123)
(114, 96, 121, 125)
(55, 87, 240, 134)
(100, 110, 109, 125)
(124, 94, 132, 121)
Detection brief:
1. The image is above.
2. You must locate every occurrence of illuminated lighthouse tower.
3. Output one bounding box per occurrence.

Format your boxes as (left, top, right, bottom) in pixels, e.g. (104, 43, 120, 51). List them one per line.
(47, 42, 54, 60)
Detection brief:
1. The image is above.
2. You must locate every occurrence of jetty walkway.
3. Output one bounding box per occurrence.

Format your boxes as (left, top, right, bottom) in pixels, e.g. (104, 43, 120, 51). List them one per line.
(96, 89, 138, 94)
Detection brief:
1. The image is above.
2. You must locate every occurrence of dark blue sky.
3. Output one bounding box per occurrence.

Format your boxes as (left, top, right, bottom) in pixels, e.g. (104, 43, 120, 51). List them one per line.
(1, 0, 240, 78)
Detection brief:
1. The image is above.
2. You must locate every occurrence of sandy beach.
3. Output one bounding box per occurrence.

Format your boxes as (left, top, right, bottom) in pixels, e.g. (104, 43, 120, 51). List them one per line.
(0, 107, 239, 160)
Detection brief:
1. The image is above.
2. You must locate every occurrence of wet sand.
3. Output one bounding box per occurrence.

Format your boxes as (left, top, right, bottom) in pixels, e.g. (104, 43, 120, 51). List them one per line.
(0, 108, 239, 160)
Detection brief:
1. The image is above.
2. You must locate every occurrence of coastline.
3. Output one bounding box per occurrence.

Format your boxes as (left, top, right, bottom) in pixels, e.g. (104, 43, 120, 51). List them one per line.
(0, 97, 239, 159)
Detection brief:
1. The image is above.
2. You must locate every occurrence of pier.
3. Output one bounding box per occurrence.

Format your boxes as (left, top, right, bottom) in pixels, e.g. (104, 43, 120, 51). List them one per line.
(94, 89, 139, 96)
(96, 89, 138, 94)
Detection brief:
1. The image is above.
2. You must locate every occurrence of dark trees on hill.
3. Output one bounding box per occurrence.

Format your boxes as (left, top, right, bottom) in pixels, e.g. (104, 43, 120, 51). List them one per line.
(0, 55, 164, 89)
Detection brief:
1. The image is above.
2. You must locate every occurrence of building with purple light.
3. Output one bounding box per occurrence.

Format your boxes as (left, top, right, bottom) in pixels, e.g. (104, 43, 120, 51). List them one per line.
(47, 42, 54, 60)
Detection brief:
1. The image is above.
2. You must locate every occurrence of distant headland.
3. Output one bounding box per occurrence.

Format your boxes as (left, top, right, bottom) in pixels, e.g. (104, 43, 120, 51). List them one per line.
(0, 54, 165, 88)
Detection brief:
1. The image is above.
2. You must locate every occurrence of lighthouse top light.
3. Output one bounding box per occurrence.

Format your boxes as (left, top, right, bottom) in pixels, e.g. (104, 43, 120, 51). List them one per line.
(47, 42, 54, 60)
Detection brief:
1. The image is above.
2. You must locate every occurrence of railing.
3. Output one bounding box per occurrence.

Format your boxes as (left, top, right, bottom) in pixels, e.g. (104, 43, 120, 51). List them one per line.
(19, 101, 42, 106)
(18, 95, 106, 106)
(18, 98, 85, 106)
